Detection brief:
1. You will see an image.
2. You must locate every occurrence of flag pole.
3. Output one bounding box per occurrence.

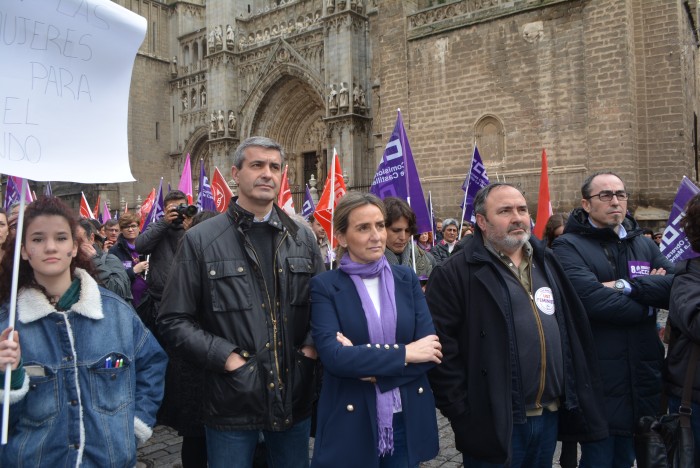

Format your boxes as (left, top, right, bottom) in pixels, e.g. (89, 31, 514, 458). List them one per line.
(429, 191, 435, 247)
(459, 145, 476, 241)
(329, 148, 337, 270)
(2, 178, 28, 444)
(396, 109, 418, 274)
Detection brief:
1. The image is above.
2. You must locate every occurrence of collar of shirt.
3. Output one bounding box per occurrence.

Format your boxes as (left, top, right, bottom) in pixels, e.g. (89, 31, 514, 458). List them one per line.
(235, 200, 272, 223)
(483, 238, 533, 282)
(588, 217, 628, 239)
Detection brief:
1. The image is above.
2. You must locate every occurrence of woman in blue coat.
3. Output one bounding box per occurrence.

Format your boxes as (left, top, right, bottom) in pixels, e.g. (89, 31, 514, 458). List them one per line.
(310, 192, 441, 468)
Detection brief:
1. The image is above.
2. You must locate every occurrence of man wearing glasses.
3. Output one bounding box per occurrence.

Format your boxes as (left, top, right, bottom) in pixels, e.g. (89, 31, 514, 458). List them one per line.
(552, 172, 674, 467)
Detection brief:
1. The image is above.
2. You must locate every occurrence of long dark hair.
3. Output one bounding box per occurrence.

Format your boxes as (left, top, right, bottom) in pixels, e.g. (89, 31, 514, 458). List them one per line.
(0, 197, 94, 303)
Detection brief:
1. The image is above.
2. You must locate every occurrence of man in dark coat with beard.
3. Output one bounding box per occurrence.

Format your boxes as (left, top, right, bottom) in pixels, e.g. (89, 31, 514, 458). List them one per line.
(552, 171, 673, 468)
(427, 183, 607, 467)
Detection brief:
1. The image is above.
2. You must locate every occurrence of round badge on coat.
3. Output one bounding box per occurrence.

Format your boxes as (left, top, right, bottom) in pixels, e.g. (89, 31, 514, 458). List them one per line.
(534, 287, 555, 315)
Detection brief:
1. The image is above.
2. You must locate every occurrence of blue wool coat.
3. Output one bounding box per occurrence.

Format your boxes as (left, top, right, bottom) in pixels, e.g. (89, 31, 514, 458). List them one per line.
(310, 265, 439, 468)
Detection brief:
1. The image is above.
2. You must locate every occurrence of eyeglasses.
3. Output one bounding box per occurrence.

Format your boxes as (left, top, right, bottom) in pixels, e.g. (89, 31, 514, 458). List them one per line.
(124, 224, 139, 230)
(586, 190, 629, 202)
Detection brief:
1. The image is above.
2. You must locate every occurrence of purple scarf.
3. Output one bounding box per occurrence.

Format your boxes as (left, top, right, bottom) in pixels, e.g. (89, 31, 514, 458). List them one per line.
(339, 253, 400, 456)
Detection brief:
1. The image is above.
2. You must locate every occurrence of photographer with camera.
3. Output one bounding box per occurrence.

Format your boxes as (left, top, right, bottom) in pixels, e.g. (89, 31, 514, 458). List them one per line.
(135, 190, 193, 319)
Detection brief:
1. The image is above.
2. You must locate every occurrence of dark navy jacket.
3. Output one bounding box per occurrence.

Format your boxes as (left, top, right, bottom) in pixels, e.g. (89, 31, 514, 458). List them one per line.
(553, 208, 673, 436)
(310, 265, 439, 468)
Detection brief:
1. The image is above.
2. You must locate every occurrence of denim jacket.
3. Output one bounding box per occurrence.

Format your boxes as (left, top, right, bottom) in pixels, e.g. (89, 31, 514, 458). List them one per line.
(0, 269, 167, 467)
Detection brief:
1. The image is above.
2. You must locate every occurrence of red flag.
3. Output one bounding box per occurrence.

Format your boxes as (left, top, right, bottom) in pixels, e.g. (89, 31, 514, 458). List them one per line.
(277, 165, 295, 215)
(533, 148, 552, 239)
(124, 202, 129, 214)
(139, 188, 156, 230)
(92, 195, 100, 220)
(314, 151, 347, 247)
(80, 192, 95, 219)
(212, 167, 233, 213)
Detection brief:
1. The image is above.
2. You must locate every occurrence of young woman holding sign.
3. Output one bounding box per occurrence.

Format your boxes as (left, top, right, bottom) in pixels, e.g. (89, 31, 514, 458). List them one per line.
(0, 197, 167, 467)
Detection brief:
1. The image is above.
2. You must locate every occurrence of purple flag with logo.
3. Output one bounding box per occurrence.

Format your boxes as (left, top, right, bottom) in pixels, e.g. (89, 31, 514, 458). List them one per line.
(3, 176, 20, 210)
(142, 178, 165, 232)
(301, 184, 315, 220)
(660, 176, 700, 263)
(460, 146, 489, 224)
(196, 160, 217, 212)
(370, 110, 431, 234)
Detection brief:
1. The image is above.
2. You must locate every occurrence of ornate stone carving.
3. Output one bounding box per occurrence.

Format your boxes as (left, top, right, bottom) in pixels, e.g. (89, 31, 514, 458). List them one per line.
(200, 86, 207, 107)
(328, 84, 338, 113)
(327, 0, 335, 14)
(522, 21, 544, 43)
(207, 30, 215, 53)
(170, 56, 178, 78)
(338, 82, 349, 111)
(214, 25, 224, 51)
(226, 24, 235, 50)
(228, 111, 237, 134)
(210, 112, 217, 137)
(217, 110, 225, 136)
(181, 91, 189, 111)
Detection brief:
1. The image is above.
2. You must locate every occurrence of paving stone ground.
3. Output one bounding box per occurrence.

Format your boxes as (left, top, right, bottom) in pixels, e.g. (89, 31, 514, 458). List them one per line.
(136, 411, 570, 468)
(137, 313, 669, 466)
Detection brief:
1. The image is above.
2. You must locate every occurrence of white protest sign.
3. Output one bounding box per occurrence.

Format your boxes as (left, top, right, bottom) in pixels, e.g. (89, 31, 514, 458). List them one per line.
(0, 0, 146, 182)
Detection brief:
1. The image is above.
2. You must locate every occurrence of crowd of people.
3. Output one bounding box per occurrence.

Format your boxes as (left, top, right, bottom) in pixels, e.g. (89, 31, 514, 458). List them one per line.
(0, 136, 697, 468)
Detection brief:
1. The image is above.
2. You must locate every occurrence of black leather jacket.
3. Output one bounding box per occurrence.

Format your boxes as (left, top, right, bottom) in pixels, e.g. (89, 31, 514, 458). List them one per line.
(135, 218, 185, 301)
(157, 200, 325, 431)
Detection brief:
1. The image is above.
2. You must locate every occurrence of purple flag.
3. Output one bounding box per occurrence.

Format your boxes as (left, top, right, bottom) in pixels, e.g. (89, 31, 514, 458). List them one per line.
(301, 184, 315, 219)
(102, 201, 112, 222)
(460, 146, 489, 224)
(196, 160, 217, 212)
(44, 182, 53, 197)
(660, 176, 700, 263)
(4, 177, 20, 210)
(370, 110, 431, 234)
(142, 178, 165, 232)
(11, 176, 33, 203)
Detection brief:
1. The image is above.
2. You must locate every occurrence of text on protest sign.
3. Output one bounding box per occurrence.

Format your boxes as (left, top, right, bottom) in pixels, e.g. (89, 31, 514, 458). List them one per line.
(0, 0, 146, 183)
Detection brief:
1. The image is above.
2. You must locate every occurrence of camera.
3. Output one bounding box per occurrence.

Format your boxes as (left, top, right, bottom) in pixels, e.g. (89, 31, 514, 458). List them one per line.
(175, 203, 198, 219)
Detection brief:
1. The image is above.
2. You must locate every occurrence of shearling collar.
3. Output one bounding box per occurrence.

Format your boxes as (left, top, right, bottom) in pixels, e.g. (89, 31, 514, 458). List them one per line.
(17, 269, 104, 323)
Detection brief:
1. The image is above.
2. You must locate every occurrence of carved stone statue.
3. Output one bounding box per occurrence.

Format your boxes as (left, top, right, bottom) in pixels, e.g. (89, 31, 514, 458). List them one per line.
(207, 30, 215, 53)
(210, 113, 217, 136)
(228, 111, 237, 133)
(338, 82, 349, 109)
(217, 110, 225, 134)
(226, 25, 234, 49)
(182, 92, 188, 111)
(327, 0, 335, 14)
(328, 84, 338, 112)
(170, 56, 178, 77)
(359, 85, 367, 108)
(191, 90, 197, 109)
(214, 25, 223, 51)
(200, 87, 207, 106)
(352, 84, 360, 107)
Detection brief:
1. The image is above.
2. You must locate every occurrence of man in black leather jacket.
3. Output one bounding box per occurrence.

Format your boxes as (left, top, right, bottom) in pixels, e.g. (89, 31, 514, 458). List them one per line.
(158, 137, 325, 468)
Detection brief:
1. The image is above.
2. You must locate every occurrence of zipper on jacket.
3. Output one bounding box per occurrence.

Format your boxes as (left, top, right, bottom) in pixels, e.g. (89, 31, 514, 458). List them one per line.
(244, 230, 289, 390)
(523, 263, 547, 410)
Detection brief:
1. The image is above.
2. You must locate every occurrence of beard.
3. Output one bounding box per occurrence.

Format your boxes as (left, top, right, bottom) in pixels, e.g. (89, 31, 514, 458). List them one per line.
(484, 222, 531, 253)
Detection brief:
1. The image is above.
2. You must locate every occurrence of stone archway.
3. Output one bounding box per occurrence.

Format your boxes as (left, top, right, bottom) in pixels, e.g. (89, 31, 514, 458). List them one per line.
(249, 75, 326, 190)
